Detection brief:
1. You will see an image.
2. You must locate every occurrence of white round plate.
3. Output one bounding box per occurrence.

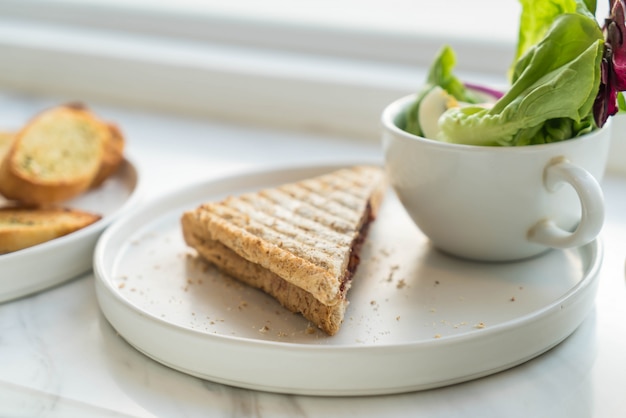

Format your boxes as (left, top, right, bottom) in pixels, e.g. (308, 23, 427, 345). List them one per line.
(94, 163, 601, 396)
(0, 158, 141, 303)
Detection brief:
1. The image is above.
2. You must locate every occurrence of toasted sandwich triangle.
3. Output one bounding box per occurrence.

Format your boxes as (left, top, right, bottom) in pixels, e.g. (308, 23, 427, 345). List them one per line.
(181, 165, 385, 335)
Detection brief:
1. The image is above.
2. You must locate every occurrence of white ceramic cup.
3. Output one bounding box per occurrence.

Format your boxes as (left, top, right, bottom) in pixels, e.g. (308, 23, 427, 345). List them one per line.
(382, 93, 612, 261)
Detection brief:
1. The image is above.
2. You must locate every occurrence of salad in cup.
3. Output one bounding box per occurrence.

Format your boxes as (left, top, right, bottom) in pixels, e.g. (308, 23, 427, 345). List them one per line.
(405, 0, 626, 146)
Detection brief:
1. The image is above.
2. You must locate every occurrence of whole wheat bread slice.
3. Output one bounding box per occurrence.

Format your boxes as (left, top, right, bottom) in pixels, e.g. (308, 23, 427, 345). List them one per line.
(181, 166, 385, 335)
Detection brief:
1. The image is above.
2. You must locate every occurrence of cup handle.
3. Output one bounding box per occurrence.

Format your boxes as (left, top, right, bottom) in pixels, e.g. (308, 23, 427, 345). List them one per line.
(527, 157, 604, 249)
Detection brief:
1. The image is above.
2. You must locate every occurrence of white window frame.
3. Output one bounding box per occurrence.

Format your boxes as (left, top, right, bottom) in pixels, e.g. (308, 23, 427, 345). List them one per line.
(0, 0, 611, 140)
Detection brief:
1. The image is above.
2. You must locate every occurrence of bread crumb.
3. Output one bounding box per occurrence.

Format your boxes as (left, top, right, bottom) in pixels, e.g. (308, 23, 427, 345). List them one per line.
(385, 265, 400, 282)
(396, 279, 406, 289)
(474, 322, 486, 329)
(305, 325, 316, 335)
(259, 325, 270, 333)
(396, 316, 400, 321)
(510, 296, 516, 302)
(434, 334, 442, 339)
(118, 282, 125, 289)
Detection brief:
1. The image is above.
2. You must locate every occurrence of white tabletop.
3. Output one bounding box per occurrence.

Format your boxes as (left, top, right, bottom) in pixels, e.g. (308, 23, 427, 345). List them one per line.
(1, 91, 625, 417)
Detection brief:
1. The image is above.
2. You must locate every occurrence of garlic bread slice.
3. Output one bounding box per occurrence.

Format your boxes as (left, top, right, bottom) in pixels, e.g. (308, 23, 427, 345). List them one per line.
(0, 104, 109, 205)
(0, 206, 101, 254)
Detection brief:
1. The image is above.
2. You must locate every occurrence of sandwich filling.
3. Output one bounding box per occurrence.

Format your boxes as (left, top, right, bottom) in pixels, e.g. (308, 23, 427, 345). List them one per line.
(341, 201, 373, 294)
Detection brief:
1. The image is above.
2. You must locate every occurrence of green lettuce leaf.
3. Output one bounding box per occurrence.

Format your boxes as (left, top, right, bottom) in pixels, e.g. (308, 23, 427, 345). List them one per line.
(437, 12, 603, 146)
(512, 0, 596, 78)
(404, 46, 480, 137)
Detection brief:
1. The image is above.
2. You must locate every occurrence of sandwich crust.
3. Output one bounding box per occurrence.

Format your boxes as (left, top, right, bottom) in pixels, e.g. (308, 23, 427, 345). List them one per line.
(185, 236, 348, 335)
(90, 123, 125, 188)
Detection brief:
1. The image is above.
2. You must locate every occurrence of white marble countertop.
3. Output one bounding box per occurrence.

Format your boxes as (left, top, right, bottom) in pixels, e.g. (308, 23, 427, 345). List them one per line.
(1, 90, 626, 418)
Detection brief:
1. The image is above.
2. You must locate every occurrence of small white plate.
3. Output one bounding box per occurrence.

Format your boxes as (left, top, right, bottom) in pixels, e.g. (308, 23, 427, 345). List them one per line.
(0, 158, 141, 303)
(94, 163, 601, 396)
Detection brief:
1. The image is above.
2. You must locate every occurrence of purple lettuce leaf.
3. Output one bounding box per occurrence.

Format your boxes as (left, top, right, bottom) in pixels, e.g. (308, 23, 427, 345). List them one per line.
(595, 0, 626, 126)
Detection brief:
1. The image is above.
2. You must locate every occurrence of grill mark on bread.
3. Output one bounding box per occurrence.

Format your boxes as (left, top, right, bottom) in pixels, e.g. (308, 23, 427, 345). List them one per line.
(314, 167, 370, 184)
(339, 171, 381, 200)
(220, 197, 350, 258)
(278, 183, 360, 224)
(296, 168, 375, 207)
(199, 202, 343, 274)
(237, 193, 352, 246)
(259, 189, 354, 234)
(296, 181, 364, 212)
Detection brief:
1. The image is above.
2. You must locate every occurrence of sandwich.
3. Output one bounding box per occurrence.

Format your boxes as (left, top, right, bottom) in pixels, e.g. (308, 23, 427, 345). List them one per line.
(181, 166, 386, 335)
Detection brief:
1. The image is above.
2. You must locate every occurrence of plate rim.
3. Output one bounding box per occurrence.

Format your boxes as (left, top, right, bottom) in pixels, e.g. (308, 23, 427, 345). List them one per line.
(0, 156, 142, 302)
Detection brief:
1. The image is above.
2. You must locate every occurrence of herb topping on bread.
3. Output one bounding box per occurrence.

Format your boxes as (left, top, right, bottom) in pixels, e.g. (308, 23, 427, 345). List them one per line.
(0, 207, 101, 254)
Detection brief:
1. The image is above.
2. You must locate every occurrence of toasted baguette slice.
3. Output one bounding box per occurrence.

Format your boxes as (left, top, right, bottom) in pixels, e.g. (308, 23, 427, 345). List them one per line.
(0, 132, 16, 207)
(0, 104, 110, 205)
(0, 207, 101, 254)
(0, 131, 15, 162)
(90, 123, 125, 188)
(181, 166, 386, 335)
